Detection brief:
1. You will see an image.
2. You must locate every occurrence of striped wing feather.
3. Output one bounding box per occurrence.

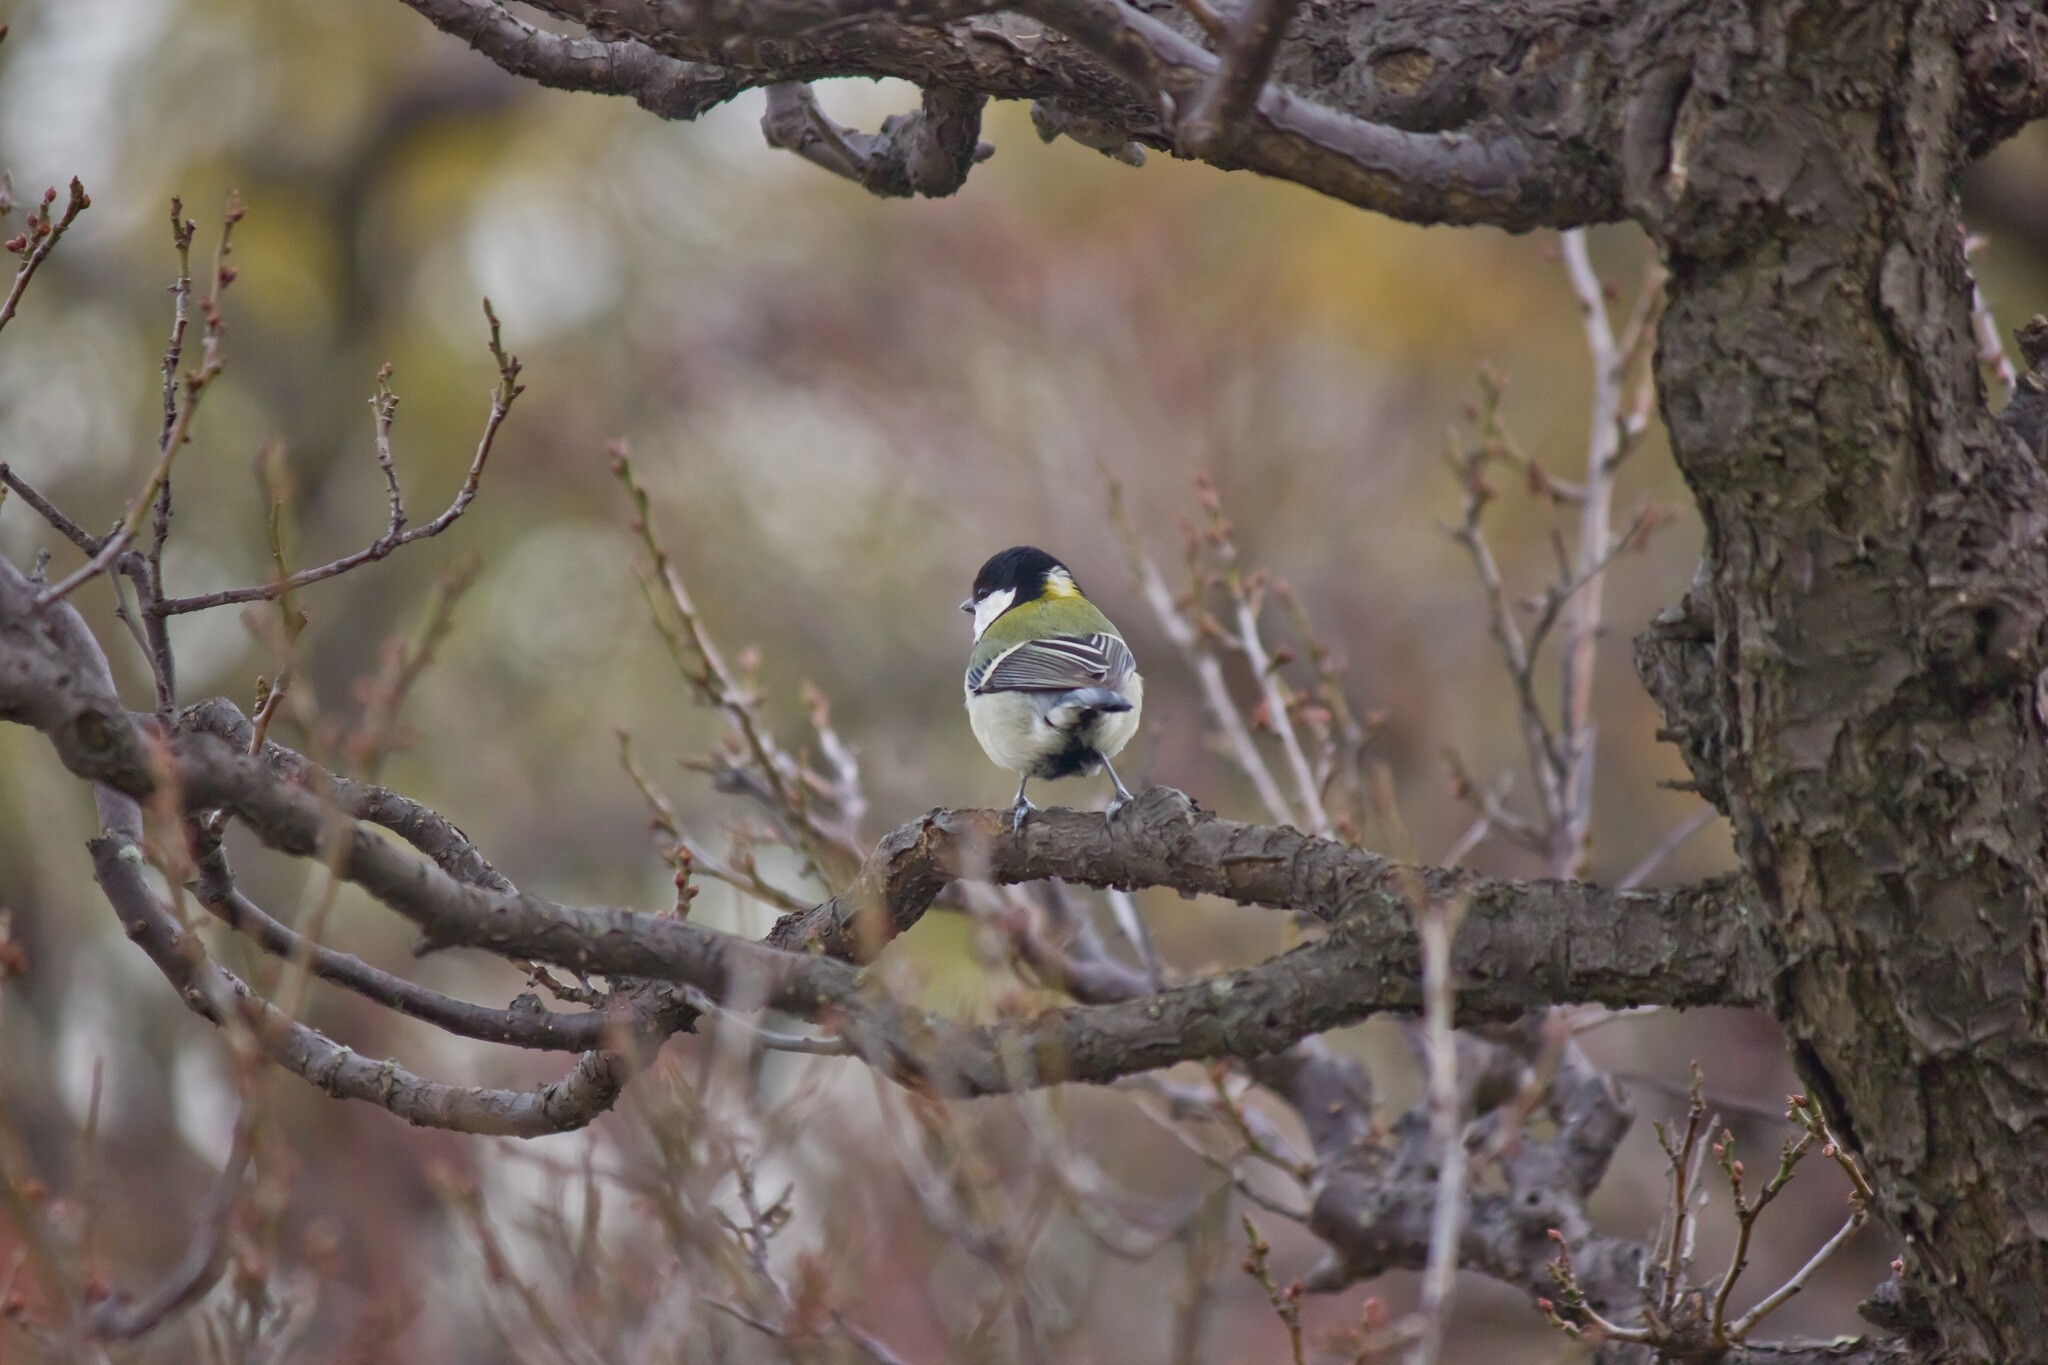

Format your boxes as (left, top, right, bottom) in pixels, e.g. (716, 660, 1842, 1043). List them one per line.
(968, 633, 1134, 695)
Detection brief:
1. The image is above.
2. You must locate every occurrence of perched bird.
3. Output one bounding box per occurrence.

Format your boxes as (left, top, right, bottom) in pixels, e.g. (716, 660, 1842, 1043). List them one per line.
(963, 546, 1144, 829)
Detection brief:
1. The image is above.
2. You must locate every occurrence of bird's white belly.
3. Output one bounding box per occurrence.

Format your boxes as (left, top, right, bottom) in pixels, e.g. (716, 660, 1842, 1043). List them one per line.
(965, 674, 1143, 777)
(1091, 675, 1142, 757)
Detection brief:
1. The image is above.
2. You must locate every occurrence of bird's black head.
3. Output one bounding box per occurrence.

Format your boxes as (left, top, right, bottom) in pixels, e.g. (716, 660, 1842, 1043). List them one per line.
(962, 547, 1081, 634)
(970, 546, 1070, 604)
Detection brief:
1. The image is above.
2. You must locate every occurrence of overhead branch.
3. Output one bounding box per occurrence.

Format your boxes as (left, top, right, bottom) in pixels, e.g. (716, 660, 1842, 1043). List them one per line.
(1010, 0, 1616, 229)
(762, 83, 992, 198)
(391, 0, 1622, 230)
(396, 0, 748, 119)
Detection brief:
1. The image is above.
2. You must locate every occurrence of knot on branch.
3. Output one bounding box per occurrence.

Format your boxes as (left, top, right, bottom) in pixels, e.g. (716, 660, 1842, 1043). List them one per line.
(1962, 2, 2048, 145)
(1999, 315, 2048, 466)
(1305, 1025, 1642, 1305)
(1030, 99, 1149, 166)
(1635, 573, 1728, 812)
(761, 83, 992, 199)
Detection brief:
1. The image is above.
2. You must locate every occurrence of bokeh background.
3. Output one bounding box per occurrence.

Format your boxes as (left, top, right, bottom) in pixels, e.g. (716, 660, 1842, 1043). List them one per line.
(3, 1, 2047, 1360)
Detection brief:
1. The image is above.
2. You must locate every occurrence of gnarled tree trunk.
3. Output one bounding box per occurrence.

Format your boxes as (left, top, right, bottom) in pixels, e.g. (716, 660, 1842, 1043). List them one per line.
(1636, 4, 2048, 1355)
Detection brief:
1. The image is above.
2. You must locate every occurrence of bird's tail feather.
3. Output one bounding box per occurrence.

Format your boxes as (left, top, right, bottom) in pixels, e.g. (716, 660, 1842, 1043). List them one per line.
(1047, 687, 1132, 730)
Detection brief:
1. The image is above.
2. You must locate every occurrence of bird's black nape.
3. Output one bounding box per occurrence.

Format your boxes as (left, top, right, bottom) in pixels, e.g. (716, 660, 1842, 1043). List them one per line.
(970, 546, 1072, 605)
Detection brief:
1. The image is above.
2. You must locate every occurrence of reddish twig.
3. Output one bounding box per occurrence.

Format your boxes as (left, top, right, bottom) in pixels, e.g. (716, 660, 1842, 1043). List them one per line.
(0, 178, 89, 336)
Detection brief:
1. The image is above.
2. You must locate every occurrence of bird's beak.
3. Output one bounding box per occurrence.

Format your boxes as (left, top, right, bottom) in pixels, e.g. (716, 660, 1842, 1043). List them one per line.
(959, 598, 974, 613)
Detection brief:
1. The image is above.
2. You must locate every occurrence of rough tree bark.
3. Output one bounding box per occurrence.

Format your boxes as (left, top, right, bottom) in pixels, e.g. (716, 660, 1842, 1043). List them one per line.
(1631, 6, 2048, 1358)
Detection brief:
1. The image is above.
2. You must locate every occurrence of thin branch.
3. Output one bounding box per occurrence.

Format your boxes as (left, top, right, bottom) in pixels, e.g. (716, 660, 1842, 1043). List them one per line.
(1107, 476, 1294, 826)
(1617, 807, 1716, 890)
(85, 1110, 253, 1341)
(1407, 890, 1468, 1365)
(134, 199, 200, 710)
(1727, 1211, 1868, 1340)
(36, 197, 241, 611)
(1450, 419, 1564, 817)
(190, 836, 634, 1052)
(94, 823, 676, 1135)
(1553, 228, 1621, 879)
(1175, 0, 1304, 158)
(1239, 1216, 1307, 1365)
(1231, 588, 1330, 836)
(678, 985, 851, 1055)
(0, 465, 99, 555)
(156, 303, 522, 615)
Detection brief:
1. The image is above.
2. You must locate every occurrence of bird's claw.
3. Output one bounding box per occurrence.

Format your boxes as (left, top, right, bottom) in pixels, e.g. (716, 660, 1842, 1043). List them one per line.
(1105, 795, 1130, 822)
(1010, 797, 1037, 834)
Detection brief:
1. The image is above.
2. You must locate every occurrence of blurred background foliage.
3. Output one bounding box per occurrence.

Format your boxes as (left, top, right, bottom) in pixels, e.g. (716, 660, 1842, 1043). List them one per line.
(3, 0, 2047, 1359)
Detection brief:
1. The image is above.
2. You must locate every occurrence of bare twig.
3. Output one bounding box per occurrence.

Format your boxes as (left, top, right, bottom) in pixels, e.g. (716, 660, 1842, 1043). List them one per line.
(1728, 1211, 1867, 1338)
(613, 441, 863, 883)
(678, 986, 850, 1055)
(1107, 475, 1294, 826)
(347, 557, 479, 781)
(0, 178, 89, 336)
(155, 302, 523, 615)
(36, 195, 240, 611)
(134, 198, 201, 709)
(0, 464, 98, 554)
(1554, 229, 1622, 879)
(1617, 806, 1716, 890)
(86, 1110, 254, 1341)
(1408, 888, 1469, 1365)
(1240, 1215, 1307, 1365)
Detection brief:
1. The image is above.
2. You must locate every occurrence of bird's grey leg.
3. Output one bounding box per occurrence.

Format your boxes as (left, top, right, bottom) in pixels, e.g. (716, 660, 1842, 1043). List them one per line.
(1102, 757, 1135, 820)
(1011, 773, 1036, 833)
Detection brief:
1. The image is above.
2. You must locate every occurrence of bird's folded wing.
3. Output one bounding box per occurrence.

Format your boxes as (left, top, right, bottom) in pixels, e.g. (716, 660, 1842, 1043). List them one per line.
(968, 633, 1134, 694)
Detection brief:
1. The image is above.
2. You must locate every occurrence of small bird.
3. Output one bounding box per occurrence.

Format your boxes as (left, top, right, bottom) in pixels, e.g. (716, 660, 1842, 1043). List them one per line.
(963, 546, 1144, 830)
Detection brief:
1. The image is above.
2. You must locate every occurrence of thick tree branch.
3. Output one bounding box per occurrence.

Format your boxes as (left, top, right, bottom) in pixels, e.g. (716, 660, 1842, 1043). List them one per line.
(0, 555, 685, 1136)
(1, 605, 1767, 1103)
(766, 789, 1762, 1020)
(392, 0, 1622, 231)
(94, 824, 671, 1134)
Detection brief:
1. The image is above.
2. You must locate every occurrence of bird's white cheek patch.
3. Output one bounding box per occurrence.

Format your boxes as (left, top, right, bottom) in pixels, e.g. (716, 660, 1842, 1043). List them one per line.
(972, 588, 1016, 641)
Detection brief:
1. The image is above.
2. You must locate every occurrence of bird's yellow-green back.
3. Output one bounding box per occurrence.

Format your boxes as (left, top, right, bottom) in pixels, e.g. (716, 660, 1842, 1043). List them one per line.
(969, 591, 1120, 671)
